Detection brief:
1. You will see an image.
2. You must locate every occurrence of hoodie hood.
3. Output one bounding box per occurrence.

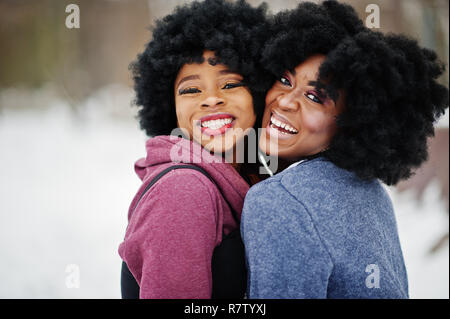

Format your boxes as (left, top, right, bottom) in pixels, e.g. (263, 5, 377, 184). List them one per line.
(133, 135, 250, 219)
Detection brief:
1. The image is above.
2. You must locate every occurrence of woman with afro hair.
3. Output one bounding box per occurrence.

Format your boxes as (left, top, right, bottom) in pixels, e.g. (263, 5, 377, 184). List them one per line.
(118, 0, 271, 298)
(241, 0, 449, 298)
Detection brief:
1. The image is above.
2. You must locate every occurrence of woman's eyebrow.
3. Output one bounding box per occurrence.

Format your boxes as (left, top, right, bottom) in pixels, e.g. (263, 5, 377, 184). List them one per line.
(176, 75, 200, 88)
(218, 69, 241, 77)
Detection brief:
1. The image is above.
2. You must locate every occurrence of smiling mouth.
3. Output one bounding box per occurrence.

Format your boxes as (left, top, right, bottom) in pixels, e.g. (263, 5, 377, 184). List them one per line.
(269, 112, 299, 135)
(198, 113, 236, 136)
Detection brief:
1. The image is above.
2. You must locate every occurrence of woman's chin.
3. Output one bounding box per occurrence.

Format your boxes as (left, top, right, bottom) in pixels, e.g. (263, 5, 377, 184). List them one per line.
(201, 139, 233, 156)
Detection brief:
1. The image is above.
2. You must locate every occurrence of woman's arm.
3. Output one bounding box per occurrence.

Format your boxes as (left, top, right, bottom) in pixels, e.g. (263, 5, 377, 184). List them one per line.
(120, 169, 220, 298)
(241, 181, 334, 299)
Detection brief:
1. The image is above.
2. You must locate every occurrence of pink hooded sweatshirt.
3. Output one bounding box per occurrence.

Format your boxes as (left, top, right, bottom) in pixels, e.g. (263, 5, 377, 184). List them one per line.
(118, 135, 250, 299)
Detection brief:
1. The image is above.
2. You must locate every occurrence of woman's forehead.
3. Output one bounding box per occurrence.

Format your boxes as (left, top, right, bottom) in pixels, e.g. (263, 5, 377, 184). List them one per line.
(175, 61, 242, 87)
(291, 54, 326, 81)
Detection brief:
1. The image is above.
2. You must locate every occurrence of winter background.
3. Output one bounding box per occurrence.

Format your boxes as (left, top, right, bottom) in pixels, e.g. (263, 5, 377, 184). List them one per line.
(0, 0, 448, 298)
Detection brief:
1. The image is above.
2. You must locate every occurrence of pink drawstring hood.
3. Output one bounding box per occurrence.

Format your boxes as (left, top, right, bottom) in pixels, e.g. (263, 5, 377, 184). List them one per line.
(118, 135, 250, 298)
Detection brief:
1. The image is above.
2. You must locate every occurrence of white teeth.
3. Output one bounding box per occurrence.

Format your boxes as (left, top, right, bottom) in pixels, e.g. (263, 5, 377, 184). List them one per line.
(270, 115, 298, 133)
(201, 117, 233, 129)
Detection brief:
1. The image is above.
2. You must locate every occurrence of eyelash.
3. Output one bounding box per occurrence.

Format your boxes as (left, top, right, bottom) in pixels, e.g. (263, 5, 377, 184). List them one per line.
(279, 77, 324, 104)
(178, 82, 245, 95)
(279, 76, 292, 87)
(178, 87, 200, 95)
(223, 82, 245, 89)
(305, 91, 324, 104)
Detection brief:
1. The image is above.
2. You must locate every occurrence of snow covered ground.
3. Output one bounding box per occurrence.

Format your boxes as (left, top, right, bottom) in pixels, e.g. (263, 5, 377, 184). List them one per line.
(0, 85, 448, 298)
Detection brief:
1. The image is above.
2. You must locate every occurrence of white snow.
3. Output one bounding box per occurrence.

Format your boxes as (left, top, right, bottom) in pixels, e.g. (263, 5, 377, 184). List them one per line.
(0, 85, 448, 298)
(435, 108, 449, 129)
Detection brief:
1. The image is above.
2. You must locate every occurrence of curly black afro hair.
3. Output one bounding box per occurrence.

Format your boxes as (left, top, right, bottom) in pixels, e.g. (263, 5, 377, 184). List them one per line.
(130, 0, 272, 137)
(262, 0, 449, 185)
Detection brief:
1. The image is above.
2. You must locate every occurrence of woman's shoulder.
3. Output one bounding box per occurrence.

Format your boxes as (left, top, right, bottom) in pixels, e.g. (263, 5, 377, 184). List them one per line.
(246, 158, 347, 197)
(130, 166, 223, 228)
(244, 157, 388, 215)
(149, 165, 218, 198)
(281, 157, 382, 192)
(278, 158, 393, 219)
(243, 175, 297, 222)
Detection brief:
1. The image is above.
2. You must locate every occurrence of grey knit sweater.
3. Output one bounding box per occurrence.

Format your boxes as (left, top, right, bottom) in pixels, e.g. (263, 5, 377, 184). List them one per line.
(241, 157, 409, 298)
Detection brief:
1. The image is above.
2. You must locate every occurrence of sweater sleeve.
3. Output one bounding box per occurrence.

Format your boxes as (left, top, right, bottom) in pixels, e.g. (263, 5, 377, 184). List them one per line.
(120, 170, 220, 299)
(241, 180, 334, 299)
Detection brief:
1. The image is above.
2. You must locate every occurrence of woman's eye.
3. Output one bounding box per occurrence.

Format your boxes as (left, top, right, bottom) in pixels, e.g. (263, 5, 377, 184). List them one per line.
(305, 92, 323, 104)
(222, 82, 245, 89)
(279, 76, 292, 87)
(179, 87, 201, 95)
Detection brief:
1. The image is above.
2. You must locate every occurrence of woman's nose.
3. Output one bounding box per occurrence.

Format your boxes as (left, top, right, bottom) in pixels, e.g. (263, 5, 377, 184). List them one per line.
(201, 95, 225, 108)
(277, 91, 299, 111)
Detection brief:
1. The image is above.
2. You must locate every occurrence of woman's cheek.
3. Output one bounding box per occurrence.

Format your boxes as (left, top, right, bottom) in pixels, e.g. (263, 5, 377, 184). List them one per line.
(301, 109, 336, 134)
(237, 94, 256, 129)
(262, 94, 276, 126)
(265, 87, 277, 107)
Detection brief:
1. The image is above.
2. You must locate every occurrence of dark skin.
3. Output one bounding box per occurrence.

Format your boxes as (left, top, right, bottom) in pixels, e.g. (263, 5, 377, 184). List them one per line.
(174, 50, 262, 185)
(259, 54, 346, 166)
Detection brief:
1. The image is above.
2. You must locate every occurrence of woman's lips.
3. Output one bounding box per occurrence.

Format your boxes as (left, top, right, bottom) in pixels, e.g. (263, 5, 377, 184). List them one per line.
(271, 111, 298, 132)
(201, 121, 235, 136)
(199, 112, 235, 122)
(265, 112, 299, 140)
(265, 121, 295, 140)
(196, 113, 236, 136)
